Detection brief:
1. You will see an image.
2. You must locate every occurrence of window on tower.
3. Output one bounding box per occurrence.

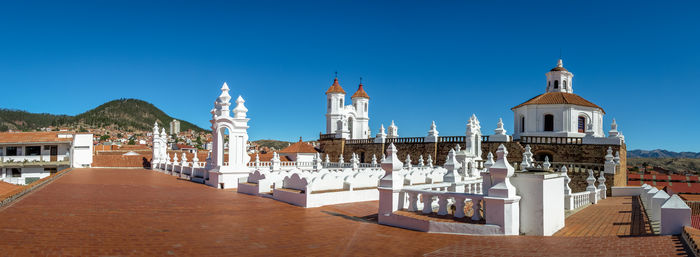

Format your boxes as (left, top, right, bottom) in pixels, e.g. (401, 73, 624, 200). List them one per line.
(521, 116, 525, 132)
(563, 80, 568, 90)
(364, 103, 368, 112)
(554, 80, 559, 89)
(328, 99, 331, 110)
(544, 114, 554, 131)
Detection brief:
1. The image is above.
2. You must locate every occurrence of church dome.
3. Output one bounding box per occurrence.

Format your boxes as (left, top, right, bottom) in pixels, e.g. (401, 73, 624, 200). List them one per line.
(511, 92, 605, 113)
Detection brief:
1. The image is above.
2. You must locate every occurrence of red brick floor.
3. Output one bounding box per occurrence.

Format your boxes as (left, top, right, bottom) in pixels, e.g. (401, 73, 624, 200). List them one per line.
(0, 169, 689, 256)
(555, 196, 653, 237)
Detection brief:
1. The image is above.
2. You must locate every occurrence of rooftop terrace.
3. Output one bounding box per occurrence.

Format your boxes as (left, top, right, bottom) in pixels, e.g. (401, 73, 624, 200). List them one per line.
(0, 168, 690, 256)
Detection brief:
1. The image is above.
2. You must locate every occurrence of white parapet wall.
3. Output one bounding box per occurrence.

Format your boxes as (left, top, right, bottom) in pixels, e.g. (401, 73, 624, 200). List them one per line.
(611, 186, 642, 197)
(511, 172, 566, 236)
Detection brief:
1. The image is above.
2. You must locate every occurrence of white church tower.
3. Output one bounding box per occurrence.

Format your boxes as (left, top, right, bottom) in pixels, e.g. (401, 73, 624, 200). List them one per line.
(326, 77, 346, 137)
(351, 81, 370, 139)
(325, 76, 371, 139)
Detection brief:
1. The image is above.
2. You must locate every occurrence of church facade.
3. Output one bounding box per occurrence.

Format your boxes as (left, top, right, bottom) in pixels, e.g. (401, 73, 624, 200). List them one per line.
(318, 59, 627, 191)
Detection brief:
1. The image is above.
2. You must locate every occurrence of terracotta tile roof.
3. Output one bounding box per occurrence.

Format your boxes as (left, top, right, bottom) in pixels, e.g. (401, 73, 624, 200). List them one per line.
(550, 67, 569, 72)
(176, 144, 196, 149)
(680, 194, 700, 202)
(512, 92, 605, 113)
(351, 83, 369, 99)
(0, 131, 74, 144)
(325, 78, 345, 94)
(279, 138, 317, 154)
(249, 153, 292, 162)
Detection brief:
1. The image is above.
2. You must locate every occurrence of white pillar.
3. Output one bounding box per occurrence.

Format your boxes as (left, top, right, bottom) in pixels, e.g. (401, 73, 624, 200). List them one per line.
(378, 143, 404, 219)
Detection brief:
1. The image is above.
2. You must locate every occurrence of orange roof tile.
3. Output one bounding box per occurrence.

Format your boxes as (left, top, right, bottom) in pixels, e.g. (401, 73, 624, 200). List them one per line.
(325, 78, 345, 94)
(249, 153, 292, 162)
(279, 138, 317, 154)
(0, 131, 74, 144)
(512, 92, 605, 113)
(351, 83, 370, 99)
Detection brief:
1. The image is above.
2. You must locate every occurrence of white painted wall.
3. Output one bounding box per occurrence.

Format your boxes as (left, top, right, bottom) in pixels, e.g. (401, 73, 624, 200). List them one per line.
(71, 134, 93, 167)
(512, 105, 604, 139)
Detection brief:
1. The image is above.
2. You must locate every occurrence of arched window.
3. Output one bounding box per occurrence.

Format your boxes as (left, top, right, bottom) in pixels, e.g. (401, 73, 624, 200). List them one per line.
(348, 117, 354, 138)
(563, 80, 568, 90)
(364, 103, 368, 112)
(548, 81, 551, 90)
(554, 80, 559, 89)
(339, 99, 343, 108)
(544, 114, 554, 131)
(577, 116, 586, 133)
(328, 99, 331, 110)
(521, 116, 525, 132)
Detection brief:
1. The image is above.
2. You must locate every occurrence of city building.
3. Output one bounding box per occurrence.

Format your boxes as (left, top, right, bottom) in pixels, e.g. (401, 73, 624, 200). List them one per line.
(169, 119, 180, 135)
(0, 131, 93, 185)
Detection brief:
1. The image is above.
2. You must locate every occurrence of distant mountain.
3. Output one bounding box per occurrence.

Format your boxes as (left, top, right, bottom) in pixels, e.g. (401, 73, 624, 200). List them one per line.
(0, 98, 205, 132)
(628, 149, 700, 158)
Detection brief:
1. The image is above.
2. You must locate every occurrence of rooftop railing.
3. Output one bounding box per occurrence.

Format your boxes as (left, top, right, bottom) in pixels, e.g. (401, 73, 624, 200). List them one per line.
(518, 136, 582, 145)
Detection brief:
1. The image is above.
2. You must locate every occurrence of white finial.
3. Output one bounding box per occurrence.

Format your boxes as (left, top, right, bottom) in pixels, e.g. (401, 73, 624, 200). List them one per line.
(455, 144, 461, 152)
(380, 124, 385, 133)
(484, 152, 495, 170)
(557, 59, 563, 67)
(494, 118, 506, 135)
(543, 156, 551, 171)
(233, 95, 248, 119)
(488, 144, 516, 198)
(562, 166, 571, 195)
(427, 154, 433, 168)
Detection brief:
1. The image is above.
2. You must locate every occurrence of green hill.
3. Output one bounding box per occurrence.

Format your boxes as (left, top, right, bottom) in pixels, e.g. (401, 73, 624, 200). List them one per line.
(0, 98, 205, 132)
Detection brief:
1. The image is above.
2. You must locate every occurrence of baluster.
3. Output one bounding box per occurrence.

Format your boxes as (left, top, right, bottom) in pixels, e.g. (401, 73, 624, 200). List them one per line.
(471, 199, 482, 220)
(407, 192, 418, 211)
(422, 194, 433, 214)
(454, 197, 466, 218)
(437, 195, 449, 215)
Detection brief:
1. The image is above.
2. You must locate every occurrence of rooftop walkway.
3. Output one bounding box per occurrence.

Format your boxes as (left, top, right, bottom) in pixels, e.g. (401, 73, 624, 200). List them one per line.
(0, 168, 689, 256)
(555, 196, 653, 237)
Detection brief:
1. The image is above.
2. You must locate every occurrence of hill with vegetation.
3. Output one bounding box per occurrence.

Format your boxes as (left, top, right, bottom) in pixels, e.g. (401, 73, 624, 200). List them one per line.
(253, 140, 292, 151)
(0, 98, 205, 132)
(628, 158, 700, 174)
(628, 149, 700, 158)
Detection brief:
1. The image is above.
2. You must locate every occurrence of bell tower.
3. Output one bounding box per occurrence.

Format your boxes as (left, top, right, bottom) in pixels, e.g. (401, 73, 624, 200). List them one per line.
(545, 59, 574, 93)
(325, 76, 346, 136)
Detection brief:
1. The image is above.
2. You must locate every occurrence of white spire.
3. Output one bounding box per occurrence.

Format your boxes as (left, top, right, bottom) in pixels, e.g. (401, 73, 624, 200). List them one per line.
(233, 95, 248, 119)
(425, 121, 439, 142)
(557, 58, 563, 67)
(216, 82, 232, 117)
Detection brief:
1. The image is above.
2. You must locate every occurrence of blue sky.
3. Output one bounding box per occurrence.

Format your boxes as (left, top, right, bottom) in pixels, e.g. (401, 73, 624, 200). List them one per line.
(0, 1, 698, 151)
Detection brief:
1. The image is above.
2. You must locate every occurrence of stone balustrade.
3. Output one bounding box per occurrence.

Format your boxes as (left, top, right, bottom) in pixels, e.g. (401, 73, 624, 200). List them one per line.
(402, 189, 484, 220)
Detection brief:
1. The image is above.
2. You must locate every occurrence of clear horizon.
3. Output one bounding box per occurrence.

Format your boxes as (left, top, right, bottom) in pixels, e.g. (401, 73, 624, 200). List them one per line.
(1, 1, 698, 151)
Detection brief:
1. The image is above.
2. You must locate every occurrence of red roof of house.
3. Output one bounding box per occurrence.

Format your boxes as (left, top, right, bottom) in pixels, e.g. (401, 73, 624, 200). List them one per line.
(279, 138, 317, 154)
(325, 78, 346, 94)
(0, 131, 74, 144)
(512, 92, 605, 113)
(249, 153, 291, 162)
(351, 83, 369, 99)
(176, 144, 196, 149)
